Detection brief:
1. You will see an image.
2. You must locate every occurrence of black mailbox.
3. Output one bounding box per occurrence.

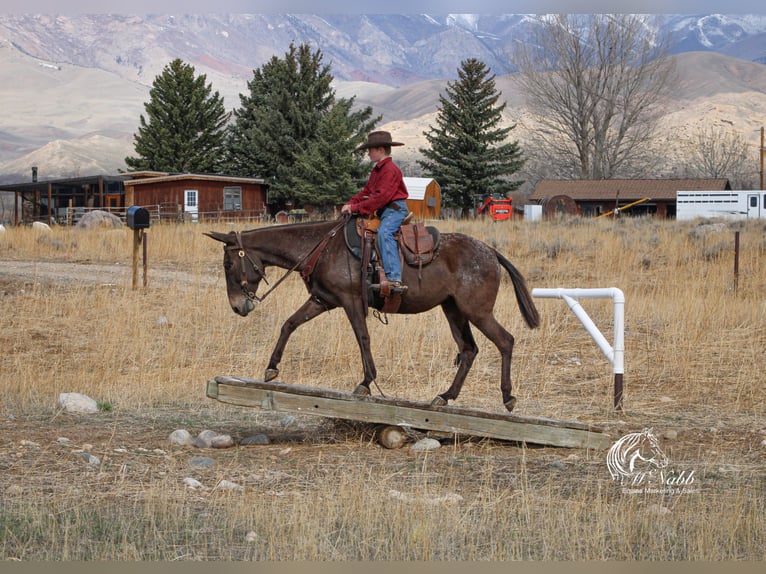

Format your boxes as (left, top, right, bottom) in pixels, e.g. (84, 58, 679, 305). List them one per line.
(126, 206, 150, 230)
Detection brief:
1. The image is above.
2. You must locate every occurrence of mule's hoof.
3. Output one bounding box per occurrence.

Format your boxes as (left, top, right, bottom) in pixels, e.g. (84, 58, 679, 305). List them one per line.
(264, 368, 279, 382)
(504, 396, 517, 412)
(353, 384, 371, 397)
(430, 395, 448, 407)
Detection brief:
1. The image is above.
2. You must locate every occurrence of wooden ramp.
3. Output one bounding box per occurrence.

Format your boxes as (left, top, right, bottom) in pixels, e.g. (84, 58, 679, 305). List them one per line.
(207, 376, 612, 449)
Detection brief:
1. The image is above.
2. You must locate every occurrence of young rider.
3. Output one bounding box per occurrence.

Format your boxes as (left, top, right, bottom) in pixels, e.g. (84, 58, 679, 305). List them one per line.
(341, 131, 409, 294)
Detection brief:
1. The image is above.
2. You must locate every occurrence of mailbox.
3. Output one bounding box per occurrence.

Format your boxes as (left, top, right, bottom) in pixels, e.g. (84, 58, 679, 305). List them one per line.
(126, 206, 150, 230)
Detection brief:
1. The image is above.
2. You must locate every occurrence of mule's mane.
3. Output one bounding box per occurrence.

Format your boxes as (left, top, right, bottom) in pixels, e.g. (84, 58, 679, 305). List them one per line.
(242, 219, 339, 235)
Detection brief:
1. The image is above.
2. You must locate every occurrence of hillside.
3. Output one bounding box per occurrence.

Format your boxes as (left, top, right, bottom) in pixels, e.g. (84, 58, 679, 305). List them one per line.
(1, 46, 765, 184)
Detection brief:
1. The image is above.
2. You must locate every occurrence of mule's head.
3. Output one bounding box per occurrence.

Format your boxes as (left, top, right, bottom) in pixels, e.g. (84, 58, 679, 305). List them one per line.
(205, 230, 265, 317)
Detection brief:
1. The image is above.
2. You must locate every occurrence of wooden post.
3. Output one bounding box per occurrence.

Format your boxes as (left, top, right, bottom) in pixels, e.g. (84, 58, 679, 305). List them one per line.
(733, 231, 740, 293)
(142, 229, 148, 287)
(132, 229, 143, 290)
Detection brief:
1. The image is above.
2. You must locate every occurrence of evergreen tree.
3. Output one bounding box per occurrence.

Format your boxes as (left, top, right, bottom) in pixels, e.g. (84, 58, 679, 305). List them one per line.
(288, 99, 377, 216)
(418, 58, 524, 215)
(225, 43, 378, 211)
(125, 59, 228, 172)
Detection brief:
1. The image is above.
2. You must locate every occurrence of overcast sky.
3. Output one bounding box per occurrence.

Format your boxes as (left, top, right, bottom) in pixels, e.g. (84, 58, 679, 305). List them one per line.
(4, 1, 766, 14)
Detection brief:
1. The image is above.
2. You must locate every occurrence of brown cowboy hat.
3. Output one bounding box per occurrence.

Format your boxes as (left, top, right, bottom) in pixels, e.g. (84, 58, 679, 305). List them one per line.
(355, 130, 405, 151)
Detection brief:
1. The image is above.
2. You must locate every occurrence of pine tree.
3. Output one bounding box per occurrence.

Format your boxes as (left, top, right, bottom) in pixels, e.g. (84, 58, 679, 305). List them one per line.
(125, 59, 228, 173)
(418, 58, 524, 215)
(225, 43, 378, 211)
(288, 99, 377, 216)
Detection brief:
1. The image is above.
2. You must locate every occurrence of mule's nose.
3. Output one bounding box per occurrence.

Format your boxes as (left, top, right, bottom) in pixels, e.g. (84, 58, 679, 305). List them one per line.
(233, 299, 255, 316)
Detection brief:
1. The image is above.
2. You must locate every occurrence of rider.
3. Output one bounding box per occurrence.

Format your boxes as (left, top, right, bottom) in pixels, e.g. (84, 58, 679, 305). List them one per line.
(341, 131, 409, 294)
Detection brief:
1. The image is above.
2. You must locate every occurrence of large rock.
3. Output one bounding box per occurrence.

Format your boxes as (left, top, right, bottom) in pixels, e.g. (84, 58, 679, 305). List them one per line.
(76, 210, 123, 229)
(58, 392, 99, 414)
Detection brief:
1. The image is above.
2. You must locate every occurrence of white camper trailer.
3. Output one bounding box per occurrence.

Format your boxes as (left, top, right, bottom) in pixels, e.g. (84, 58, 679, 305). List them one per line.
(676, 191, 766, 221)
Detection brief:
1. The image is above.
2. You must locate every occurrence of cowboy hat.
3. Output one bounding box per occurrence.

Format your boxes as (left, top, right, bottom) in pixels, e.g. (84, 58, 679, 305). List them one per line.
(355, 130, 405, 151)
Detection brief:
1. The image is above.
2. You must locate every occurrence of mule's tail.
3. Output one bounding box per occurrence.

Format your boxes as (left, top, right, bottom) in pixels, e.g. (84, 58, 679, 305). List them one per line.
(494, 251, 540, 329)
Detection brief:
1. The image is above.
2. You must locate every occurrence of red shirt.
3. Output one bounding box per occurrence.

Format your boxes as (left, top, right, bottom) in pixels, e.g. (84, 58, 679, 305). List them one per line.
(347, 156, 409, 215)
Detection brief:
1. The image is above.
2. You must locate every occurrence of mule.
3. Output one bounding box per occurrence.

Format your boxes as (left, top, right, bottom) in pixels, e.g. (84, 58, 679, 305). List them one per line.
(206, 217, 540, 411)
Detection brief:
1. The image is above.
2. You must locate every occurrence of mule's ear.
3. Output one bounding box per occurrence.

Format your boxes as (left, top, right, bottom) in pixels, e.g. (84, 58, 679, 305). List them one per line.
(204, 231, 230, 243)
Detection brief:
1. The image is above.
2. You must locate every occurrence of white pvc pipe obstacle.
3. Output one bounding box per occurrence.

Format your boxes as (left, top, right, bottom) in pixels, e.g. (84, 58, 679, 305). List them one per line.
(531, 287, 625, 410)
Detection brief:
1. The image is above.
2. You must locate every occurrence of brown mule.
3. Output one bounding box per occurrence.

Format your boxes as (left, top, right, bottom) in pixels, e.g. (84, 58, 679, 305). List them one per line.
(206, 217, 539, 411)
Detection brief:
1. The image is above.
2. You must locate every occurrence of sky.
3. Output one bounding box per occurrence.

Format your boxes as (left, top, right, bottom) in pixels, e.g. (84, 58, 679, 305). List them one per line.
(4, 0, 766, 14)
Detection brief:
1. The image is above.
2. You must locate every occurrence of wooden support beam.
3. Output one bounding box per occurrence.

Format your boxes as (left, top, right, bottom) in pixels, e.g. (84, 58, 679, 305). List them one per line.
(207, 376, 612, 450)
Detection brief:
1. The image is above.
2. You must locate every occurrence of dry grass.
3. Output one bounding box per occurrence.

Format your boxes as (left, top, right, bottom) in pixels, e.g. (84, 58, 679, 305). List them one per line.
(0, 216, 764, 560)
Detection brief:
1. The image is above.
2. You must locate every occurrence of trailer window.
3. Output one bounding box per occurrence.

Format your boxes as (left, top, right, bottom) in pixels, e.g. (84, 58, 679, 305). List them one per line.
(750, 196, 758, 208)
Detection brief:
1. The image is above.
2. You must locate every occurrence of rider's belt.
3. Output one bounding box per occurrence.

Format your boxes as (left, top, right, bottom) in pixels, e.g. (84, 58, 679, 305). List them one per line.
(385, 201, 403, 211)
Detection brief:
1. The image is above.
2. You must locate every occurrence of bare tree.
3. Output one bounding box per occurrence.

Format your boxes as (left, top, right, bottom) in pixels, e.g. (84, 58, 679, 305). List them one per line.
(513, 14, 677, 180)
(683, 125, 756, 189)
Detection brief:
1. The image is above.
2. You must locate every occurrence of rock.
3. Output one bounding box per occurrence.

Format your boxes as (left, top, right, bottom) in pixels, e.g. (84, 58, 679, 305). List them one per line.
(56, 437, 71, 445)
(32, 221, 51, 232)
(659, 396, 673, 403)
(168, 429, 194, 446)
(240, 433, 270, 446)
(192, 429, 220, 448)
(245, 531, 258, 543)
(76, 210, 123, 229)
(760, 439, 766, 448)
(189, 456, 216, 468)
(183, 477, 205, 490)
(58, 392, 99, 414)
(662, 430, 678, 440)
(78, 452, 100, 465)
(216, 480, 243, 492)
(210, 434, 234, 449)
(549, 460, 567, 471)
(410, 438, 441, 452)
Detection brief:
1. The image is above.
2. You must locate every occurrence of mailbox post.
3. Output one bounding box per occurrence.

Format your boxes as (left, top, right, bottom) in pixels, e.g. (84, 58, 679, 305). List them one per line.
(126, 206, 150, 289)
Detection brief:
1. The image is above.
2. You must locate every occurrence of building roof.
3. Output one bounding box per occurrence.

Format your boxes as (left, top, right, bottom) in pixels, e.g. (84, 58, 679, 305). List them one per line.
(529, 178, 731, 201)
(123, 172, 267, 187)
(403, 177, 438, 201)
(0, 174, 127, 193)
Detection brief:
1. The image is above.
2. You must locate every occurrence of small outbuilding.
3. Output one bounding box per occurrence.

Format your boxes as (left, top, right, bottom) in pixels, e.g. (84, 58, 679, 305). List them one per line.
(403, 177, 441, 220)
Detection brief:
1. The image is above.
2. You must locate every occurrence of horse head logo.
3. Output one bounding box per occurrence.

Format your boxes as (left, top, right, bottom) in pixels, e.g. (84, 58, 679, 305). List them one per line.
(606, 428, 669, 483)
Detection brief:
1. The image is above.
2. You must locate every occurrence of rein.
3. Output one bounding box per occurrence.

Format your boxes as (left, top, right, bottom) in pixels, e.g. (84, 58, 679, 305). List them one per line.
(233, 217, 348, 304)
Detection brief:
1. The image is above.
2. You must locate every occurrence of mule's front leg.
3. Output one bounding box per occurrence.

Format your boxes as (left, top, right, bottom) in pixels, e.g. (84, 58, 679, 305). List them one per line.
(265, 297, 328, 381)
(342, 305, 377, 396)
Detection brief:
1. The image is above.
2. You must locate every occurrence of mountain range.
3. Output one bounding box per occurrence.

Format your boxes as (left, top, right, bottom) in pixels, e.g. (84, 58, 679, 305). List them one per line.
(1, 13, 766, 184)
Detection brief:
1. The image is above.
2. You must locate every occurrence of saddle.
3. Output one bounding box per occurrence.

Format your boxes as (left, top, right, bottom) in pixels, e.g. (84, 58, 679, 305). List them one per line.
(343, 214, 440, 315)
(344, 215, 440, 266)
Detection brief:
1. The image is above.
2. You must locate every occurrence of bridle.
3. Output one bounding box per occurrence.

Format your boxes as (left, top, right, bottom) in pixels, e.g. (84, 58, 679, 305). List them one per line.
(224, 218, 347, 305)
(225, 231, 268, 303)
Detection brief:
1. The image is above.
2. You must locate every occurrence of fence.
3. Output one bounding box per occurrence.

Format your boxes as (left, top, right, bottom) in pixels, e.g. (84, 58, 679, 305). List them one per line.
(532, 287, 625, 410)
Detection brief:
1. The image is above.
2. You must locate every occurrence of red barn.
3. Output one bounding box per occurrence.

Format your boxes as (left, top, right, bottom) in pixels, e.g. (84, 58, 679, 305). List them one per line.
(123, 172, 268, 222)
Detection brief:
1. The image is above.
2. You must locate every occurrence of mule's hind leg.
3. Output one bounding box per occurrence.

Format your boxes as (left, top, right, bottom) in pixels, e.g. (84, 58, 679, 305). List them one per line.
(471, 314, 516, 411)
(265, 297, 329, 381)
(432, 301, 478, 407)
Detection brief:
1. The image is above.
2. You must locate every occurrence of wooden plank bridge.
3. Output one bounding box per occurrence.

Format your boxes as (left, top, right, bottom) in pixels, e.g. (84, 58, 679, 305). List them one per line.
(207, 376, 612, 449)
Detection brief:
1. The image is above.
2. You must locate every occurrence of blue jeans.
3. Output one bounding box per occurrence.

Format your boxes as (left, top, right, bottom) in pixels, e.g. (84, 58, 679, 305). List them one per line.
(378, 200, 407, 282)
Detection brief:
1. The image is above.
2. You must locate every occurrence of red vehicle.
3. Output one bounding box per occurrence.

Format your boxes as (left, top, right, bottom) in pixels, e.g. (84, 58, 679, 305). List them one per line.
(478, 194, 513, 221)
